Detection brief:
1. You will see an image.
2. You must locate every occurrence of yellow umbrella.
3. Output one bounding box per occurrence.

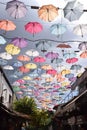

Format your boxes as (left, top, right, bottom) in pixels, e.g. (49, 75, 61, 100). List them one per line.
(23, 76, 32, 80)
(41, 64, 52, 70)
(45, 77, 54, 82)
(25, 63, 37, 69)
(38, 4, 58, 22)
(61, 69, 71, 75)
(61, 81, 70, 87)
(5, 44, 20, 55)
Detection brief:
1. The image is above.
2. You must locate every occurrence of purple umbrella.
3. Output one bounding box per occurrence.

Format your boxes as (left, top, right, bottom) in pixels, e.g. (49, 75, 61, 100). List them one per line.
(11, 37, 28, 48)
(45, 52, 59, 62)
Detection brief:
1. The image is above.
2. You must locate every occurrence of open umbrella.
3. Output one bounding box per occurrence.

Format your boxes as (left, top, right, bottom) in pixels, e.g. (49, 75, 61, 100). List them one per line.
(0, 35, 6, 44)
(50, 24, 67, 36)
(17, 55, 30, 62)
(70, 64, 82, 71)
(11, 37, 28, 48)
(3, 65, 14, 70)
(5, 44, 20, 55)
(6, 0, 27, 19)
(26, 49, 39, 57)
(80, 51, 87, 58)
(64, 1, 83, 21)
(18, 66, 30, 73)
(25, 63, 37, 69)
(46, 69, 57, 75)
(66, 57, 78, 64)
(73, 24, 87, 37)
(33, 56, 46, 63)
(78, 42, 87, 51)
(0, 19, 16, 32)
(0, 52, 12, 60)
(25, 22, 43, 36)
(38, 4, 58, 22)
(45, 52, 59, 62)
(57, 43, 71, 48)
(0, 59, 7, 65)
(41, 64, 52, 70)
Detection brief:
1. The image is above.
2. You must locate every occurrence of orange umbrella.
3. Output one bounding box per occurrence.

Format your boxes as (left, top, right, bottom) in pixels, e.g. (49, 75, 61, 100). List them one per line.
(41, 64, 52, 70)
(17, 55, 30, 61)
(18, 66, 30, 73)
(80, 51, 87, 58)
(38, 4, 58, 22)
(0, 19, 16, 32)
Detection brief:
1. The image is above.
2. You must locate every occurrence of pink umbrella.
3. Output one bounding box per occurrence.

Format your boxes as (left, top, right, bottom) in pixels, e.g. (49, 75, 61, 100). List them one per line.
(16, 79, 25, 84)
(66, 58, 78, 64)
(46, 69, 57, 75)
(11, 37, 28, 48)
(25, 22, 43, 36)
(33, 56, 46, 63)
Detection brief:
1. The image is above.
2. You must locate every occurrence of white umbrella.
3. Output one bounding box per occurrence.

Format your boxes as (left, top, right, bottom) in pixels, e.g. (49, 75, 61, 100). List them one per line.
(0, 52, 12, 60)
(64, 1, 83, 21)
(0, 35, 6, 44)
(3, 65, 14, 70)
(73, 24, 87, 37)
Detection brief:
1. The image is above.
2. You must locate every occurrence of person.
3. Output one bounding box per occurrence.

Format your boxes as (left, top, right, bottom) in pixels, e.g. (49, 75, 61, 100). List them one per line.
(21, 123, 26, 130)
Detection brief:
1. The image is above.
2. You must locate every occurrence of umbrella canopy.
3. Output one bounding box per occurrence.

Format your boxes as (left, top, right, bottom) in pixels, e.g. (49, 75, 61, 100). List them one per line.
(0, 35, 6, 44)
(6, 0, 27, 19)
(38, 4, 58, 22)
(73, 24, 87, 37)
(33, 56, 46, 63)
(70, 64, 82, 71)
(0, 52, 12, 60)
(50, 24, 67, 36)
(25, 63, 37, 69)
(18, 66, 30, 73)
(64, 1, 83, 21)
(80, 51, 87, 58)
(61, 69, 71, 75)
(26, 49, 39, 57)
(41, 64, 52, 70)
(3, 65, 14, 70)
(11, 37, 28, 48)
(25, 22, 43, 36)
(17, 55, 30, 62)
(66, 57, 78, 63)
(5, 44, 20, 55)
(57, 43, 71, 48)
(46, 69, 57, 75)
(45, 52, 59, 59)
(0, 19, 16, 31)
(78, 42, 87, 51)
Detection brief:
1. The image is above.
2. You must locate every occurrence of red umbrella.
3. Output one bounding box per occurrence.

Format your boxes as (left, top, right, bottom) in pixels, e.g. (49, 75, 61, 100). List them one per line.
(46, 69, 57, 75)
(66, 58, 78, 63)
(25, 22, 43, 36)
(33, 56, 46, 63)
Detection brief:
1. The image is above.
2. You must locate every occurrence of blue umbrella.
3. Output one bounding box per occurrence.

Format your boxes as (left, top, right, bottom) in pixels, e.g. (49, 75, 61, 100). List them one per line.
(50, 24, 67, 36)
(0, 59, 7, 65)
(0, 35, 6, 44)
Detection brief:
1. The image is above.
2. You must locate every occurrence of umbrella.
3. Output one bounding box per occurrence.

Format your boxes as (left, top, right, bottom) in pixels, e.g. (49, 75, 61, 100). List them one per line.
(13, 61, 23, 67)
(46, 69, 57, 75)
(63, 52, 76, 58)
(73, 24, 87, 37)
(6, 0, 27, 19)
(57, 43, 71, 48)
(45, 52, 59, 62)
(18, 66, 30, 73)
(61, 69, 71, 75)
(0, 52, 12, 60)
(16, 79, 25, 84)
(64, 1, 83, 21)
(5, 44, 20, 55)
(70, 64, 82, 71)
(38, 4, 58, 22)
(23, 76, 32, 80)
(65, 73, 74, 78)
(11, 37, 28, 48)
(80, 51, 87, 58)
(25, 22, 43, 36)
(33, 56, 46, 63)
(50, 24, 67, 36)
(25, 63, 37, 69)
(26, 49, 39, 57)
(0, 59, 7, 65)
(17, 55, 30, 62)
(41, 64, 52, 70)
(0, 35, 6, 44)
(0, 19, 16, 32)
(78, 42, 87, 51)
(66, 57, 78, 63)
(3, 65, 14, 70)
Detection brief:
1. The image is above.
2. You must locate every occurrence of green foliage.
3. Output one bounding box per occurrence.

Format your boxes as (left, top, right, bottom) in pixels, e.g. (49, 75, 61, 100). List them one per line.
(13, 96, 37, 115)
(13, 96, 53, 129)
